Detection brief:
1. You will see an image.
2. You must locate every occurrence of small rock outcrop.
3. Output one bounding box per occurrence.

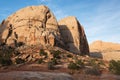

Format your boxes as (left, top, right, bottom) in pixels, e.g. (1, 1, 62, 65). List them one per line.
(58, 16, 89, 55)
(0, 5, 60, 47)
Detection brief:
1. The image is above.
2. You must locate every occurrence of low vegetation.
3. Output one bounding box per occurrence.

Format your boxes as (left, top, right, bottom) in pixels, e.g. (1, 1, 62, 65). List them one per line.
(39, 49, 48, 58)
(0, 57, 12, 66)
(37, 58, 44, 64)
(84, 58, 102, 75)
(15, 58, 25, 64)
(0, 45, 111, 76)
(68, 59, 84, 71)
(109, 60, 120, 75)
(0, 46, 14, 66)
(67, 54, 73, 58)
(51, 50, 61, 59)
(47, 61, 55, 70)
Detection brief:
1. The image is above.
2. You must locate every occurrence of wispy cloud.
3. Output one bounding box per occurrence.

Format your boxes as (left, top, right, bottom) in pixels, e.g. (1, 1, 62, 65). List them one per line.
(83, 1, 120, 43)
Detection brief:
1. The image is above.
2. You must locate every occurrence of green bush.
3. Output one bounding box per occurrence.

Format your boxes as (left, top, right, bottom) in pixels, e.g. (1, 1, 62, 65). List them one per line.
(68, 59, 85, 70)
(98, 60, 105, 66)
(47, 58, 59, 70)
(15, 58, 25, 64)
(88, 59, 96, 66)
(68, 62, 79, 70)
(51, 58, 58, 65)
(14, 50, 20, 56)
(67, 54, 73, 58)
(47, 61, 54, 70)
(0, 47, 14, 66)
(37, 58, 43, 64)
(76, 59, 84, 68)
(39, 49, 47, 58)
(85, 58, 102, 75)
(51, 50, 61, 59)
(17, 42, 25, 47)
(109, 60, 120, 75)
(0, 57, 12, 66)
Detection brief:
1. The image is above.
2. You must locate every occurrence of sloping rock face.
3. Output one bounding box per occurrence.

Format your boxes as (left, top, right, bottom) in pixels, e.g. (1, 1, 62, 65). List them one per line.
(58, 16, 89, 55)
(90, 40, 120, 60)
(0, 5, 60, 47)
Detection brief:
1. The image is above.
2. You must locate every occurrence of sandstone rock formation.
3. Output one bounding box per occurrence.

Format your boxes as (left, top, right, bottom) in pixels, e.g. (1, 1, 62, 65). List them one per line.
(58, 16, 89, 55)
(90, 40, 120, 60)
(0, 5, 89, 55)
(0, 5, 60, 47)
(90, 40, 120, 52)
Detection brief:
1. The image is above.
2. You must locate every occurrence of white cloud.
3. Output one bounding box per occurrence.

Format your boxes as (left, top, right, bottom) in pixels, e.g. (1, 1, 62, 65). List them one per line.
(83, 1, 120, 44)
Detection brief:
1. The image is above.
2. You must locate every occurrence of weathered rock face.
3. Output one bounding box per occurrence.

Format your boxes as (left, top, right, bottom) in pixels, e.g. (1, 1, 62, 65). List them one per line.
(0, 5, 60, 47)
(58, 16, 89, 55)
(0, 5, 89, 55)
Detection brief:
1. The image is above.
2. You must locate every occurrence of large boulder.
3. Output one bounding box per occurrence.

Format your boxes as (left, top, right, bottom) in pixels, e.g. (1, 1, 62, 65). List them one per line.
(0, 5, 60, 47)
(58, 16, 89, 55)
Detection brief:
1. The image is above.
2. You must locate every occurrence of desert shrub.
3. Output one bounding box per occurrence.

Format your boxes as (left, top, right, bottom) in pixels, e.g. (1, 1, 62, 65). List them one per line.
(14, 50, 20, 56)
(51, 58, 58, 65)
(85, 58, 102, 75)
(76, 59, 84, 68)
(17, 42, 25, 47)
(47, 61, 54, 70)
(51, 50, 61, 59)
(98, 60, 105, 66)
(88, 58, 97, 66)
(109, 60, 120, 75)
(39, 49, 47, 58)
(0, 57, 12, 66)
(0, 47, 14, 66)
(47, 58, 59, 70)
(37, 58, 44, 64)
(15, 58, 25, 64)
(68, 62, 79, 70)
(67, 54, 73, 58)
(68, 59, 85, 71)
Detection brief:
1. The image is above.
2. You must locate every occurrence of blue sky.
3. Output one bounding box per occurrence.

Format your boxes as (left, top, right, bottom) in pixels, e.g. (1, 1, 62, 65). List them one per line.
(0, 0, 120, 44)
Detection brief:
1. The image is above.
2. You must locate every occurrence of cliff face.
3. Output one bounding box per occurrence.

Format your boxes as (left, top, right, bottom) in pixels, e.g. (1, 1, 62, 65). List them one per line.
(58, 16, 89, 55)
(0, 5, 89, 55)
